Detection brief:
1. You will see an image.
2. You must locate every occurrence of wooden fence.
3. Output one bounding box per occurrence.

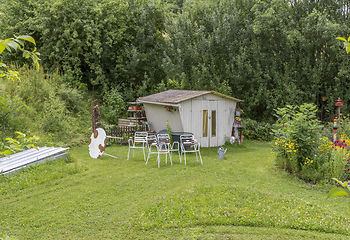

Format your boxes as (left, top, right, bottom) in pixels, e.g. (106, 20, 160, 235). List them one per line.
(105, 125, 148, 143)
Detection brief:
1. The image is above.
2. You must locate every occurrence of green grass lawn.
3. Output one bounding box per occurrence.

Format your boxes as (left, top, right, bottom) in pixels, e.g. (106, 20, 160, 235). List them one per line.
(1, 140, 350, 239)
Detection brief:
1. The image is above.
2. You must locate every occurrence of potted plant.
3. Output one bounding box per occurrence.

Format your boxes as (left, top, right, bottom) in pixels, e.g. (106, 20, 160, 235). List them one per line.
(234, 116, 241, 125)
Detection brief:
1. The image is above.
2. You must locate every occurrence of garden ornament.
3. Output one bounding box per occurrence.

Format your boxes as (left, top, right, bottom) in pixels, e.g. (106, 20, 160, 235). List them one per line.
(89, 128, 118, 159)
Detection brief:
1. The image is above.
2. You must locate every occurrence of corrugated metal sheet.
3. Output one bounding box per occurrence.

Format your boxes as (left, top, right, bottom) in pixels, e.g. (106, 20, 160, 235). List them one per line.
(138, 90, 242, 104)
(0, 146, 69, 175)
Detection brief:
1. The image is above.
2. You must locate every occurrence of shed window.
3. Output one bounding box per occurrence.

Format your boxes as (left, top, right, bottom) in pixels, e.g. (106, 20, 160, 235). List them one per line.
(211, 110, 216, 137)
(203, 110, 208, 137)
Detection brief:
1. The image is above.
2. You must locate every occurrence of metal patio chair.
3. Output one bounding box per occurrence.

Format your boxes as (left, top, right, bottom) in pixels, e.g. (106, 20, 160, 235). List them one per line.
(127, 131, 148, 161)
(145, 134, 158, 165)
(180, 134, 203, 165)
(156, 134, 172, 168)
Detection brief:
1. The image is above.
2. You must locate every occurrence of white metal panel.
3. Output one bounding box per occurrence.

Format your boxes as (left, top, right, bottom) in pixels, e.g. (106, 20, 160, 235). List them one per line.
(0, 147, 69, 175)
(143, 103, 183, 133)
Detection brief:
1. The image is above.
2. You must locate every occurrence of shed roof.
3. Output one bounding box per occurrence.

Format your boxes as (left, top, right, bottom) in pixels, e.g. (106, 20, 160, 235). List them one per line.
(138, 90, 242, 105)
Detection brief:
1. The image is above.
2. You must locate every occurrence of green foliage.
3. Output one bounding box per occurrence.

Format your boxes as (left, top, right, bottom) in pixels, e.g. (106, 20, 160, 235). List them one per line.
(273, 103, 322, 170)
(0, 35, 40, 73)
(41, 93, 68, 133)
(166, 120, 173, 143)
(2, 0, 350, 123)
(0, 0, 167, 102)
(100, 87, 125, 125)
(0, 64, 91, 147)
(242, 118, 273, 141)
(328, 178, 350, 198)
(272, 103, 338, 182)
(57, 84, 84, 114)
(336, 36, 350, 54)
(0, 90, 27, 134)
(0, 131, 39, 156)
(273, 103, 350, 183)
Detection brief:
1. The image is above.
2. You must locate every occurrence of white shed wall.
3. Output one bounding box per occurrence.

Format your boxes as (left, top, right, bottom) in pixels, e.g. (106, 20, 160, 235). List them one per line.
(143, 103, 183, 133)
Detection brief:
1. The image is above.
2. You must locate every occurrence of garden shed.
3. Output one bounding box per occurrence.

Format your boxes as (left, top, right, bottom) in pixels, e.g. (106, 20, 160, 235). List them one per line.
(137, 90, 242, 147)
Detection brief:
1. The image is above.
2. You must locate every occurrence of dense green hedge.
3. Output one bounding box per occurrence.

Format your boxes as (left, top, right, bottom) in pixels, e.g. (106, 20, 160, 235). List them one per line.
(1, 0, 350, 123)
(242, 118, 273, 142)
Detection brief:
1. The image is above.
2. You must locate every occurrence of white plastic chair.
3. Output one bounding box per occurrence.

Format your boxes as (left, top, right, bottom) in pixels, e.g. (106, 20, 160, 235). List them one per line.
(180, 134, 203, 165)
(127, 131, 148, 161)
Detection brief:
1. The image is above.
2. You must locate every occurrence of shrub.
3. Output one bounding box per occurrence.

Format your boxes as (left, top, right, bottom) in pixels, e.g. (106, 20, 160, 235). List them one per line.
(242, 118, 273, 141)
(273, 104, 322, 171)
(0, 90, 27, 134)
(57, 84, 85, 114)
(0, 131, 39, 156)
(100, 87, 125, 125)
(273, 103, 350, 183)
(41, 93, 68, 133)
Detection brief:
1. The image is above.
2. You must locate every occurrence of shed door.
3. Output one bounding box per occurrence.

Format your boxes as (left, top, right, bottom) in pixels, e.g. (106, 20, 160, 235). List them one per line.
(202, 100, 218, 147)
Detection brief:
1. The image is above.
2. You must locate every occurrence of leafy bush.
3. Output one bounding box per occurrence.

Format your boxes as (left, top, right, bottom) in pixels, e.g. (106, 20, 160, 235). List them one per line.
(242, 118, 273, 141)
(41, 93, 69, 133)
(0, 131, 39, 156)
(273, 104, 322, 171)
(273, 103, 350, 183)
(0, 64, 91, 147)
(100, 87, 125, 125)
(0, 90, 27, 134)
(57, 84, 85, 114)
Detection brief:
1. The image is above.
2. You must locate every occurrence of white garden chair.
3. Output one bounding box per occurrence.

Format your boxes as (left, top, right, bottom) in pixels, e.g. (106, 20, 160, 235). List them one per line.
(127, 131, 148, 161)
(155, 134, 172, 168)
(146, 134, 159, 164)
(180, 134, 203, 165)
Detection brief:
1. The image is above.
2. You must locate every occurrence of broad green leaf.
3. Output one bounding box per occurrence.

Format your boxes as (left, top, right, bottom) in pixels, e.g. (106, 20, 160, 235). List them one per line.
(23, 51, 29, 58)
(328, 187, 349, 198)
(332, 178, 347, 187)
(348, 36, 350, 42)
(34, 62, 39, 70)
(0, 150, 14, 155)
(17, 35, 36, 45)
(336, 37, 347, 42)
(6, 41, 18, 51)
(346, 44, 350, 54)
(0, 43, 5, 54)
(14, 39, 24, 47)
